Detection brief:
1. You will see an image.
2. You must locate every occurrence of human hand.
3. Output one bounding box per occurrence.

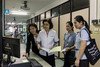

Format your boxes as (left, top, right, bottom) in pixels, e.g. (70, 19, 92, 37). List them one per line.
(23, 53, 29, 58)
(66, 47, 70, 51)
(75, 59, 80, 67)
(37, 44, 41, 50)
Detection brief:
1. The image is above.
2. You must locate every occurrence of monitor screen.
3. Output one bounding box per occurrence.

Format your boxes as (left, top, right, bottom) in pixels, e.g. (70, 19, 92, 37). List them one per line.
(2, 37, 20, 58)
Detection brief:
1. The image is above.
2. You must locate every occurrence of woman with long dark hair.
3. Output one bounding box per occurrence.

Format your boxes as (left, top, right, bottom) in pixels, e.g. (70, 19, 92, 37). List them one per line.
(74, 15, 91, 67)
(25, 23, 39, 57)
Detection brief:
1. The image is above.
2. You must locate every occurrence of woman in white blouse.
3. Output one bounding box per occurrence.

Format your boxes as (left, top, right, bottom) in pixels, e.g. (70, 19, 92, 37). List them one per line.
(37, 19, 59, 67)
(74, 15, 91, 67)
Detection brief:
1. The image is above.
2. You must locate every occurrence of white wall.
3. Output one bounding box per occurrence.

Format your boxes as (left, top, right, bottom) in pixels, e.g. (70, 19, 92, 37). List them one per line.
(90, 0, 97, 25)
(35, 0, 68, 16)
(98, 0, 100, 19)
(90, 0, 100, 24)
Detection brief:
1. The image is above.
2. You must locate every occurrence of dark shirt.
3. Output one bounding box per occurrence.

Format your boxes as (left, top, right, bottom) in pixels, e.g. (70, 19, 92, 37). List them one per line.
(26, 34, 39, 55)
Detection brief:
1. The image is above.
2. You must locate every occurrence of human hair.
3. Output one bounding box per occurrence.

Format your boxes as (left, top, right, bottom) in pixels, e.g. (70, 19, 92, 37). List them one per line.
(28, 23, 39, 34)
(74, 15, 91, 33)
(42, 19, 53, 29)
(66, 21, 74, 31)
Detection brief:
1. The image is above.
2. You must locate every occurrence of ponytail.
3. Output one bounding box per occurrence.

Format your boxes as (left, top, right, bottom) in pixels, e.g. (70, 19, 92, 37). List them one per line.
(84, 21, 91, 34)
(74, 15, 91, 34)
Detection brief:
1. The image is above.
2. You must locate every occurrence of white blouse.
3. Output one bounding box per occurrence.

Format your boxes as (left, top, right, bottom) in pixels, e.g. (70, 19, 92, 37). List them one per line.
(37, 29, 59, 56)
(75, 26, 90, 60)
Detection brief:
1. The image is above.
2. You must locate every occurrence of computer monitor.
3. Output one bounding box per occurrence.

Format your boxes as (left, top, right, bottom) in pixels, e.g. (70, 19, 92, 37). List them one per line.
(2, 37, 20, 59)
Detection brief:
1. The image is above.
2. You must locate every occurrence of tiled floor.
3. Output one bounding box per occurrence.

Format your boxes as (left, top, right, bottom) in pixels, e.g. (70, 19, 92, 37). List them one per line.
(55, 58, 64, 67)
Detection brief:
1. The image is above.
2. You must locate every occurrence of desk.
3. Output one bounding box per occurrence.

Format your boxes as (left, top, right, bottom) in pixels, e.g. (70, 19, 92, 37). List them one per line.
(3, 42, 51, 67)
(29, 52, 51, 67)
(3, 56, 30, 67)
(3, 52, 51, 67)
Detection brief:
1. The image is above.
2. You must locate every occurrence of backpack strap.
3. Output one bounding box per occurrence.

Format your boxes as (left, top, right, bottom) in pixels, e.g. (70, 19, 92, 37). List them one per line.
(80, 28, 91, 41)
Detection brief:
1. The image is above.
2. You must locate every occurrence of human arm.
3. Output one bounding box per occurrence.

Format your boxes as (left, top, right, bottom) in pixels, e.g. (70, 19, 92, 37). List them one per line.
(53, 32, 59, 47)
(36, 32, 41, 50)
(26, 35, 31, 56)
(75, 30, 89, 66)
(75, 40, 87, 66)
(64, 33, 76, 51)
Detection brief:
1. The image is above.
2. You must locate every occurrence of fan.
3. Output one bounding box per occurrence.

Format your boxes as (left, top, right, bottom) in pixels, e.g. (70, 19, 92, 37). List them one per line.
(13, 17, 16, 21)
(20, 1, 30, 10)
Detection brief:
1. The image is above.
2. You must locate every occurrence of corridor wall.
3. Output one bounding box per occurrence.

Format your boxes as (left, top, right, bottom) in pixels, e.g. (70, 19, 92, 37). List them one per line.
(60, 13, 70, 58)
(52, 17, 59, 56)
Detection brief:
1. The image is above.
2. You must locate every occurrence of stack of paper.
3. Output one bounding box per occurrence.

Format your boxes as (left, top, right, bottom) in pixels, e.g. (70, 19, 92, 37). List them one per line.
(40, 47, 50, 53)
(40, 46, 61, 53)
(50, 46, 61, 52)
(22, 59, 29, 62)
(40, 46, 74, 53)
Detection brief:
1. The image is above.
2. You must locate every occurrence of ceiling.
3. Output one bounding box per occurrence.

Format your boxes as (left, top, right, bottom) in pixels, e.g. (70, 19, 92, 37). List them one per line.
(5, 0, 57, 23)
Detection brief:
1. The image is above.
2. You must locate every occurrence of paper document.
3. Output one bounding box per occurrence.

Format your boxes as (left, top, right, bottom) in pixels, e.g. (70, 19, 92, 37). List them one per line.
(40, 47, 50, 53)
(61, 47, 70, 52)
(22, 59, 29, 62)
(40, 46, 61, 53)
(50, 46, 61, 52)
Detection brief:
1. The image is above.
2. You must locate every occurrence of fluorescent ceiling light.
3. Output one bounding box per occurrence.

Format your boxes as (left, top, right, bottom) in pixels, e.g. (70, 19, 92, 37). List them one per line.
(12, 23, 16, 25)
(11, 11, 28, 15)
(7, 22, 12, 25)
(17, 23, 22, 25)
(9, 27, 14, 32)
(7, 22, 16, 25)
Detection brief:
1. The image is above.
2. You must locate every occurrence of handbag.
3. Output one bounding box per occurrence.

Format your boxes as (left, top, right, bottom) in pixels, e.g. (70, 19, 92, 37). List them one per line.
(82, 28, 100, 65)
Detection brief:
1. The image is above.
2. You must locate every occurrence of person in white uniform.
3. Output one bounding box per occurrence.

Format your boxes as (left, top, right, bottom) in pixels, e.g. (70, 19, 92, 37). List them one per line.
(37, 19, 59, 67)
(74, 15, 91, 67)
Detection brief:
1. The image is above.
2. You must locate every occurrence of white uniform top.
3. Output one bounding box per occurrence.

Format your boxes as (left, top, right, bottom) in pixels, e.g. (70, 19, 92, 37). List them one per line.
(75, 26, 90, 60)
(37, 29, 59, 56)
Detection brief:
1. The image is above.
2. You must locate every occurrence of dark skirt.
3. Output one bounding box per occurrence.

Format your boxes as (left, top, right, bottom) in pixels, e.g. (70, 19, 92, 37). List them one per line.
(32, 45, 39, 55)
(74, 59, 89, 67)
(63, 50, 75, 67)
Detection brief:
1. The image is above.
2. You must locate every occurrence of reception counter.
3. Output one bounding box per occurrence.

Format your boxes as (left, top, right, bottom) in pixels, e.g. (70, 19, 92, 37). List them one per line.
(3, 52, 51, 67)
(29, 52, 51, 67)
